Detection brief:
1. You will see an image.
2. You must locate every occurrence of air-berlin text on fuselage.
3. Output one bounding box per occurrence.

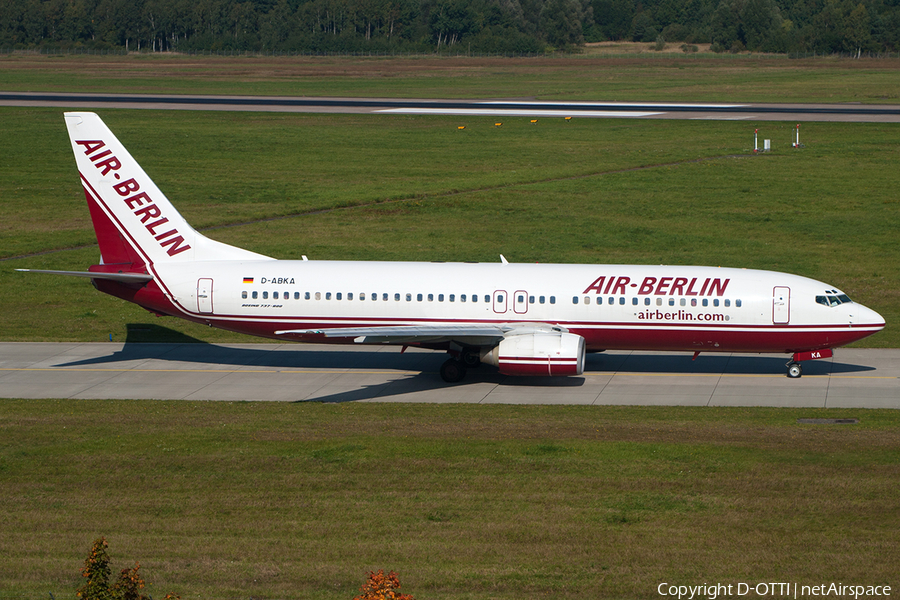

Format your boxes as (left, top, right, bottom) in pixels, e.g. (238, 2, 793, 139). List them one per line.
(76, 139, 191, 257)
(583, 276, 730, 297)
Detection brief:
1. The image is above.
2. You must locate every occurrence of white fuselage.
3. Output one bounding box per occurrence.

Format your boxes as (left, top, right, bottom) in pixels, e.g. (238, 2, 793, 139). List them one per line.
(147, 260, 883, 354)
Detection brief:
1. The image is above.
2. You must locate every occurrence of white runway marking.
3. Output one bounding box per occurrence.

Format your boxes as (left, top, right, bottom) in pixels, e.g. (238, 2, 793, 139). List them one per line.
(375, 108, 665, 118)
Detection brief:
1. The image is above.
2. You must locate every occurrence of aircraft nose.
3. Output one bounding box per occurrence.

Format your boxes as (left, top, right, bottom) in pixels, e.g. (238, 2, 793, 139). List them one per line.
(854, 303, 885, 330)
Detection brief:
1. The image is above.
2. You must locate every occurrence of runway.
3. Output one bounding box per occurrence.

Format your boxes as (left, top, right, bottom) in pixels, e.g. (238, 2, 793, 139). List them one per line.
(2, 92, 899, 122)
(1, 342, 896, 407)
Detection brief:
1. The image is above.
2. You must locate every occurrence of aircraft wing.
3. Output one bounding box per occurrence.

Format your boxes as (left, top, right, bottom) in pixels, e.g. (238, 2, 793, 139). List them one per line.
(275, 323, 567, 345)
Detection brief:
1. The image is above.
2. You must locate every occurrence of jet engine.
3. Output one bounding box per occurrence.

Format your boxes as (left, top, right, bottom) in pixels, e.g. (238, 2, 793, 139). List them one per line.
(480, 332, 585, 376)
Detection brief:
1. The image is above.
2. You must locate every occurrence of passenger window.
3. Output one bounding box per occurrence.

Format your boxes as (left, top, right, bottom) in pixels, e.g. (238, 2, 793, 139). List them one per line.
(371, 293, 377, 301)
(529, 296, 534, 304)
(668, 298, 674, 306)
(305, 292, 310, 300)
(550, 296, 556, 304)
(417, 294, 423, 302)
(573, 296, 579, 305)
(438, 294, 444, 302)
(406, 293, 412, 301)
(497, 294, 503, 303)
(263, 291, 269, 299)
(384, 293, 389, 301)
(337, 292, 342, 300)
(644, 298, 650, 306)
(273, 292, 278, 300)
(691, 298, 697, 307)
(724, 299, 731, 307)
(702, 299, 708, 307)
(428, 294, 434, 302)
(315, 292, 321, 300)
(520, 295, 526, 304)
(284, 291, 288, 300)
(619, 297, 625, 305)
(395, 293, 400, 301)
(242, 291, 247, 299)
(736, 299, 742, 308)
(485, 295, 491, 303)
(461, 294, 467, 302)
(632, 297, 638, 306)
(294, 292, 300, 300)
(680, 298, 686, 307)
(656, 298, 663, 306)
(539, 296, 545, 304)
(325, 292, 331, 300)
(348, 293, 353, 300)
(252, 291, 258, 299)
(450, 294, 455, 302)
(360, 293, 365, 301)
(471, 294, 477, 303)
(713, 299, 719, 307)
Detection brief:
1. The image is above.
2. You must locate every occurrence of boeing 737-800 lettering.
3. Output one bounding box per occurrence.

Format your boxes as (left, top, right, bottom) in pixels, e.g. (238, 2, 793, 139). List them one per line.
(19, 113, 885, 382)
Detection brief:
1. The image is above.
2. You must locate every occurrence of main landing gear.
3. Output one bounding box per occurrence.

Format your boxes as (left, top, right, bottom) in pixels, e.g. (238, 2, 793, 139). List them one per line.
(440, 358, 467, 383)
(440, 349, 481, 383)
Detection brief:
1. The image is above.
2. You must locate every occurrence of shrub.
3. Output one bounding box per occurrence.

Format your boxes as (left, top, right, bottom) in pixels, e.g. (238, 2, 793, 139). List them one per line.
(76, 538, 179, 600)
(353, 569, 415, 600)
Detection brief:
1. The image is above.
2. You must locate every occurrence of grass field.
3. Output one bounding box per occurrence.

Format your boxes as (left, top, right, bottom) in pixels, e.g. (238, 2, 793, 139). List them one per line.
(2, 53, 900, 103)
(1, 107, 897, 345)
(1, 402, 898, 599)
(1, 55, 898, 599)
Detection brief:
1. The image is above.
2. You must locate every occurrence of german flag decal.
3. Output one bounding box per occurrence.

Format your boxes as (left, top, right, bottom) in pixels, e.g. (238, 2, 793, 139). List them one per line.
(243, 277, 254, 284)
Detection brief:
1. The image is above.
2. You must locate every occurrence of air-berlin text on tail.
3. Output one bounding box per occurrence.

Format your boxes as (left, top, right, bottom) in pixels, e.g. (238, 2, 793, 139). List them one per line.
(583, 275, 730, 297)
(76, 139, 191, 257)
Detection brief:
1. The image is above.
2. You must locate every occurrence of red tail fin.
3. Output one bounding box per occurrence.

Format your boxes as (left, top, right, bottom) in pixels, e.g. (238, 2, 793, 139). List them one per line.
(84, 186, 145, 268)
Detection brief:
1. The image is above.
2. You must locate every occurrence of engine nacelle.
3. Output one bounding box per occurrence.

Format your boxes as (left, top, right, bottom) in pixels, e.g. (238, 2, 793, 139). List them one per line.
(480, 332, 586, 377)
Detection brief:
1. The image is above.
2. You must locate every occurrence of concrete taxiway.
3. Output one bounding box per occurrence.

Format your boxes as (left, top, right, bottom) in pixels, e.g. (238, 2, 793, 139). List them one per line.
(0, 342, 896, 407)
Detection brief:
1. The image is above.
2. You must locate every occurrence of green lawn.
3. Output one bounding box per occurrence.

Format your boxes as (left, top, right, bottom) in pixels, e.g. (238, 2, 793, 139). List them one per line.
(2, 54, 900, 103)
(2, 109, 897, 345)
(0, 401, 897, 599)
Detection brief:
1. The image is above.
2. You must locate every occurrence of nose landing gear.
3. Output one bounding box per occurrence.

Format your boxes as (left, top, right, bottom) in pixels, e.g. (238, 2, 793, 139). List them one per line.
(786, 348, 833, 378)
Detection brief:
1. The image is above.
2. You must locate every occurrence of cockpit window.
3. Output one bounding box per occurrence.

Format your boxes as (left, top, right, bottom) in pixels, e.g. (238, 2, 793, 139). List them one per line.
(816, 294, 852, 307)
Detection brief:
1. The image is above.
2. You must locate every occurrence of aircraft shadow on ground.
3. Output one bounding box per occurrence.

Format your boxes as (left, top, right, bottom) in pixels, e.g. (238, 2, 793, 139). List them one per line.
(54, 324, 876, 402)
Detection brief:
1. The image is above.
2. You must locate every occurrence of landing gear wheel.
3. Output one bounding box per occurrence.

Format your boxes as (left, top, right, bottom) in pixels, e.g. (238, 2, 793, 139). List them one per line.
(440, 359, 467, 383)
(461, 350, 481, 368)
(787, 362, 803, 378)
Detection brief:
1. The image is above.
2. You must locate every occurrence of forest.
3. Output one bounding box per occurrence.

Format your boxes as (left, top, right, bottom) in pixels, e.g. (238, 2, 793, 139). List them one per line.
(1, 0, 899, 55)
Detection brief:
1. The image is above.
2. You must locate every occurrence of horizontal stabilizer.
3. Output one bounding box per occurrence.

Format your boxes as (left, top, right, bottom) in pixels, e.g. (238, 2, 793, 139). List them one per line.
(16, 269, 153, 283)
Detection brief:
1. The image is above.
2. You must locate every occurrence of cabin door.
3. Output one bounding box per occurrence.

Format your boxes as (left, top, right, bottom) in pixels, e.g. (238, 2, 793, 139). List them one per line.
(513, 290, 529, 315)
(198, 278, 214, 314)
(773, 286, 790, 324)
(493, 290, 508, 314)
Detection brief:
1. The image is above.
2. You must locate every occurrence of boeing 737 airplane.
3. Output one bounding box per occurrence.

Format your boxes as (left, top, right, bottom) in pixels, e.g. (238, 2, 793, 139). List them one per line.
(19, 113, 885, 382)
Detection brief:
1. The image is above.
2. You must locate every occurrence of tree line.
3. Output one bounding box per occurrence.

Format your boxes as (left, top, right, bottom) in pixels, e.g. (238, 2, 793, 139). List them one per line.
(2, 0, 898, 54)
